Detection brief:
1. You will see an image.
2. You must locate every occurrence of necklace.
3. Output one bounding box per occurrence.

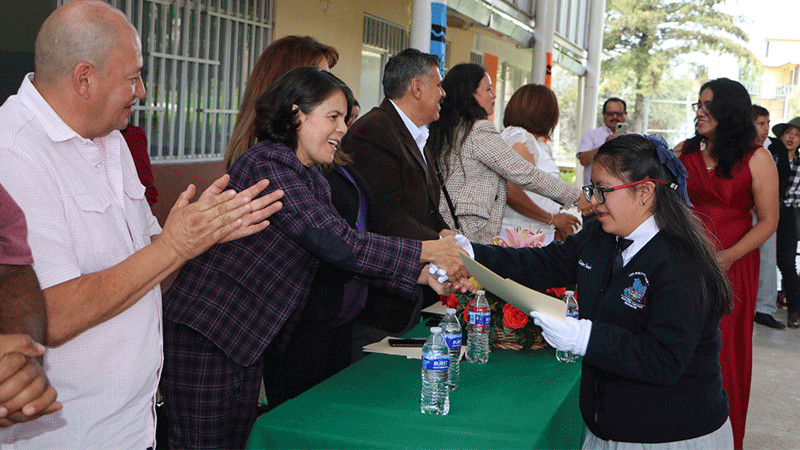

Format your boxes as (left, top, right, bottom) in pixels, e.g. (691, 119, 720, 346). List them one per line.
(700, 140, 715, 171)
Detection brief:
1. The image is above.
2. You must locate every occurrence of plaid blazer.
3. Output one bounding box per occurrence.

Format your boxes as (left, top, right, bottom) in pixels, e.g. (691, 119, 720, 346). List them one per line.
(438, 120, 580, 243)
(163, 141, 423, 367)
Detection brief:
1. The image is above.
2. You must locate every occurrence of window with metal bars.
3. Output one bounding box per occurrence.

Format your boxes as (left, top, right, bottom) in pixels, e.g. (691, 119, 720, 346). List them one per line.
(359, 14, 409, 112)
(64, 0, 273, 163)
(469, 52, 483, 65)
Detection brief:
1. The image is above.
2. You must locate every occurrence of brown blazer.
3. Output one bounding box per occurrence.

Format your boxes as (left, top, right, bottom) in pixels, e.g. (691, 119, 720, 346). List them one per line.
(342, 98, 449, 241)
(341, 98, 450, 332)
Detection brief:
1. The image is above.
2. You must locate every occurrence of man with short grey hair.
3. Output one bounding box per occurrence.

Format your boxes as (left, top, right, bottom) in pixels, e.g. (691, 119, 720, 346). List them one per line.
(0, 1, 282, 446)
(341, 48, 449, 342)
(345, 48, 450, 243)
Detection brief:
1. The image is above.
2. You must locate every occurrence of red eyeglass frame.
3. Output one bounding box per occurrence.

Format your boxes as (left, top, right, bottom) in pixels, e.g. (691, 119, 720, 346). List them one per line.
(582, 178, 668, 204)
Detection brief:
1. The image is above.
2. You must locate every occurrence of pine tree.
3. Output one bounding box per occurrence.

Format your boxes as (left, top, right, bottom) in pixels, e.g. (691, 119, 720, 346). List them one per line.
(602, 0, 755, 132)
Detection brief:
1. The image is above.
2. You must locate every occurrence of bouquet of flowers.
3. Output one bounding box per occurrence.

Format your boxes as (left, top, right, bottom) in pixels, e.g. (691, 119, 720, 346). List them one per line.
(440, 226, 569, 351)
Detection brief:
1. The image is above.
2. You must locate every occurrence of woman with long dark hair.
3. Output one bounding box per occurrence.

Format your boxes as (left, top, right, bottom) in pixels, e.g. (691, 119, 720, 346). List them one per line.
(219, 35, 380, 413)
(675, 78, 778, 449)
(225, 35, 340, 169)
(460, 134, 734, 446)
(160, 67, 466, 448)
(428, 63, 588, 243)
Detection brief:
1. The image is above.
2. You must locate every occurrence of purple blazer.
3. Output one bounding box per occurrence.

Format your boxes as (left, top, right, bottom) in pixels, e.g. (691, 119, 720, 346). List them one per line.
(163, 140, 423, 367)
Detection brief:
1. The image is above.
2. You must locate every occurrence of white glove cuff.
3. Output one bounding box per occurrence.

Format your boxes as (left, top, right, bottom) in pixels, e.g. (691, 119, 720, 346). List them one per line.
(454, 234, 474, 259)
(572, 319, 592, 356)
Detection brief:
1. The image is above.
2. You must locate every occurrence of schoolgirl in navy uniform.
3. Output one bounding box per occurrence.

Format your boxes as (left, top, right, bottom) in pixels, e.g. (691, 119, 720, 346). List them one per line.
(461, 134, 735, 447)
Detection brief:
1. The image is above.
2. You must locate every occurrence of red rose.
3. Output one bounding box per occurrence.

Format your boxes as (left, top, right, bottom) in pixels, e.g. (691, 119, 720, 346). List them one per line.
(440, 294, 459, 309)
(463, 306, 470, 323)
(502, 303, 529, 329)
(546, 287, 566, 299)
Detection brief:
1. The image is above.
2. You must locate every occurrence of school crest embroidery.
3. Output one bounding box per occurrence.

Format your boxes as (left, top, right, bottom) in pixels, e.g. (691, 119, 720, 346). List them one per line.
(621, 272, 648, 309)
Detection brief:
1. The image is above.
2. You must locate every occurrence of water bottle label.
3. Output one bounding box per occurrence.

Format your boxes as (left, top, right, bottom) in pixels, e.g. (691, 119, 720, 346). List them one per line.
(468, 310, 491, 326)
(422, 354, 450, 371)
(567, 311, 579, 319)
(444, 334, 461, 349)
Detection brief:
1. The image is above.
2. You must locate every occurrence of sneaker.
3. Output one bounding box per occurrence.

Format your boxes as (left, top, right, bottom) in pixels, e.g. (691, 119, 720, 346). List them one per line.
(754, 312, 786, 329)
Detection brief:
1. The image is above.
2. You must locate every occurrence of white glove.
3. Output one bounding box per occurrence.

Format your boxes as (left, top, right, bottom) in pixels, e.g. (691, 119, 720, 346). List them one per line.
(454, 234, 474, 259)
(428, 263, 449, 284)
(530, 312, 592, 356)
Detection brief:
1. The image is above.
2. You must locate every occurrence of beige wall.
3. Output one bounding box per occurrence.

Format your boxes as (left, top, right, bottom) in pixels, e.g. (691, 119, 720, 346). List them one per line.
(273, 0, 410, 99)
(446, 27, 474, 67)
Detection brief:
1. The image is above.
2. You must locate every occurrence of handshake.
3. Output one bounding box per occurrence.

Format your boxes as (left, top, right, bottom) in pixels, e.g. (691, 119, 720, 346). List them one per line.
(0, 334, 61, 427)
(418, 234, 475, 295)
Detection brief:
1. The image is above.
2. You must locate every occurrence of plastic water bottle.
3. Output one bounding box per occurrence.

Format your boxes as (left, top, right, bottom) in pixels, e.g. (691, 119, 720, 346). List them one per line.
(420, 327, 450, 415)
(466, 290, 490, 363)
(556, 290, 580, 363)
(439, 308, 462, 390)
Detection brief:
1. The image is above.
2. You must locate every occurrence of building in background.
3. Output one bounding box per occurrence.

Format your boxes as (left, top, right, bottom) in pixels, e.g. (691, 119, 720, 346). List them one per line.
(1, 0, 604, 227)
(750, 37, 800, 123)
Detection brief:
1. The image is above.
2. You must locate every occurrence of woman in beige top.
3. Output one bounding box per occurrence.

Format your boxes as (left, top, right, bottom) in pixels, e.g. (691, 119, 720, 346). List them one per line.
(428, 63, 588, 243)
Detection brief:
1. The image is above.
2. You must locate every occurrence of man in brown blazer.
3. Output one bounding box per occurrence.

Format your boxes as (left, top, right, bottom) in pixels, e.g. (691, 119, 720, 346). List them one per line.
(343, 49, 451, 241)
(341, 48, 451, 345)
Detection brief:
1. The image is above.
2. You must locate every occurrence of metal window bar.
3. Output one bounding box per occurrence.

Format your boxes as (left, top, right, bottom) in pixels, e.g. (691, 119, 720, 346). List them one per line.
(470, 52, 483, 65)
(62, 0, 273, 163)
(554, 0, 588, 54)
(361, 14, 409, 108)
(363, 14, 408, 56)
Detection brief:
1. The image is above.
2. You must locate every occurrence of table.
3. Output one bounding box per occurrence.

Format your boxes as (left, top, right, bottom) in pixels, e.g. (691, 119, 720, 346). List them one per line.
(247, 325, 584, 448)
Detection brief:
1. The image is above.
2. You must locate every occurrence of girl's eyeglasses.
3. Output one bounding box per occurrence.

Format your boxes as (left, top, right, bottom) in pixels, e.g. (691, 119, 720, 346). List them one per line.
(582, 179, 668, 204)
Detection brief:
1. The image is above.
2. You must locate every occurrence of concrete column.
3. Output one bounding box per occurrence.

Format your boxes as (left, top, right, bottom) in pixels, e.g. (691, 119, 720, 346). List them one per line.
(430, 1, 447, 72)
(532, 0, 556, 85)
(411, 0, 447, 73)
(576, 0, 606, 186)
(579, 0, 606, 140)
(410, 0, 432, 52)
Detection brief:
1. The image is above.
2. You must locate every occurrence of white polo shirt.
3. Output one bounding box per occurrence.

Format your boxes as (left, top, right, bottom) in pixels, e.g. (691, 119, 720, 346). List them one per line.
(0, 74, 162, 448)
(577, 125, 614, 186)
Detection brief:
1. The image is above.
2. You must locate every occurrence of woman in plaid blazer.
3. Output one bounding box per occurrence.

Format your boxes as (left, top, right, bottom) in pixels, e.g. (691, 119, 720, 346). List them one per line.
(428, 63, 589, 244)
(160, 67, 467, 448)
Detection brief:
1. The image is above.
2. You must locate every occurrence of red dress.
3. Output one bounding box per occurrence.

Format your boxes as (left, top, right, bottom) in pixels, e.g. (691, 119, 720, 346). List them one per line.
(680, 146, 758, 449)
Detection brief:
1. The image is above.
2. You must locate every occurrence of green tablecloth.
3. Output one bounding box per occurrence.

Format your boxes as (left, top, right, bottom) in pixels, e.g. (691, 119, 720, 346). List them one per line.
(247, 327, 584, 449)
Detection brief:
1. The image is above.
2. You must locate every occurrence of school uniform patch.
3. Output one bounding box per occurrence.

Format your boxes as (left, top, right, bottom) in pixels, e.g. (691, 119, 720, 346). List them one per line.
(621, 272, 648, 309)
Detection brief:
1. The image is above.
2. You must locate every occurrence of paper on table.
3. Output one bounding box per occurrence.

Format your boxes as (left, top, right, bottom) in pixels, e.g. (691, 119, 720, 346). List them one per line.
(363, 337, 422, 359)
(421, 301, 448, 316)
(363, 336, 467, 360)
(460, 253, 567, 321)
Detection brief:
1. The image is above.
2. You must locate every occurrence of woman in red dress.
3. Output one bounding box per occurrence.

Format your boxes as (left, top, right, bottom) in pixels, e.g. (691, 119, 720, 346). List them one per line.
(675, 78, 778, 449)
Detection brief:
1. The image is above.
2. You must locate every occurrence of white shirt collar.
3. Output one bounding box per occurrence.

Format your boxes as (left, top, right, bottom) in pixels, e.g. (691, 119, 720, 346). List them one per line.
(620, 215, 660, 266)
(18, 72, 125, 206)
(389, 99, 428, 162)
(19, 73, 83, 144)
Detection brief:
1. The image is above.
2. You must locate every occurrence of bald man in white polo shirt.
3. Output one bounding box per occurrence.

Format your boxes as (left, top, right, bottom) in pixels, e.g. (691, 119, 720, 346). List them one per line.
(0, 1, 283, 447)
